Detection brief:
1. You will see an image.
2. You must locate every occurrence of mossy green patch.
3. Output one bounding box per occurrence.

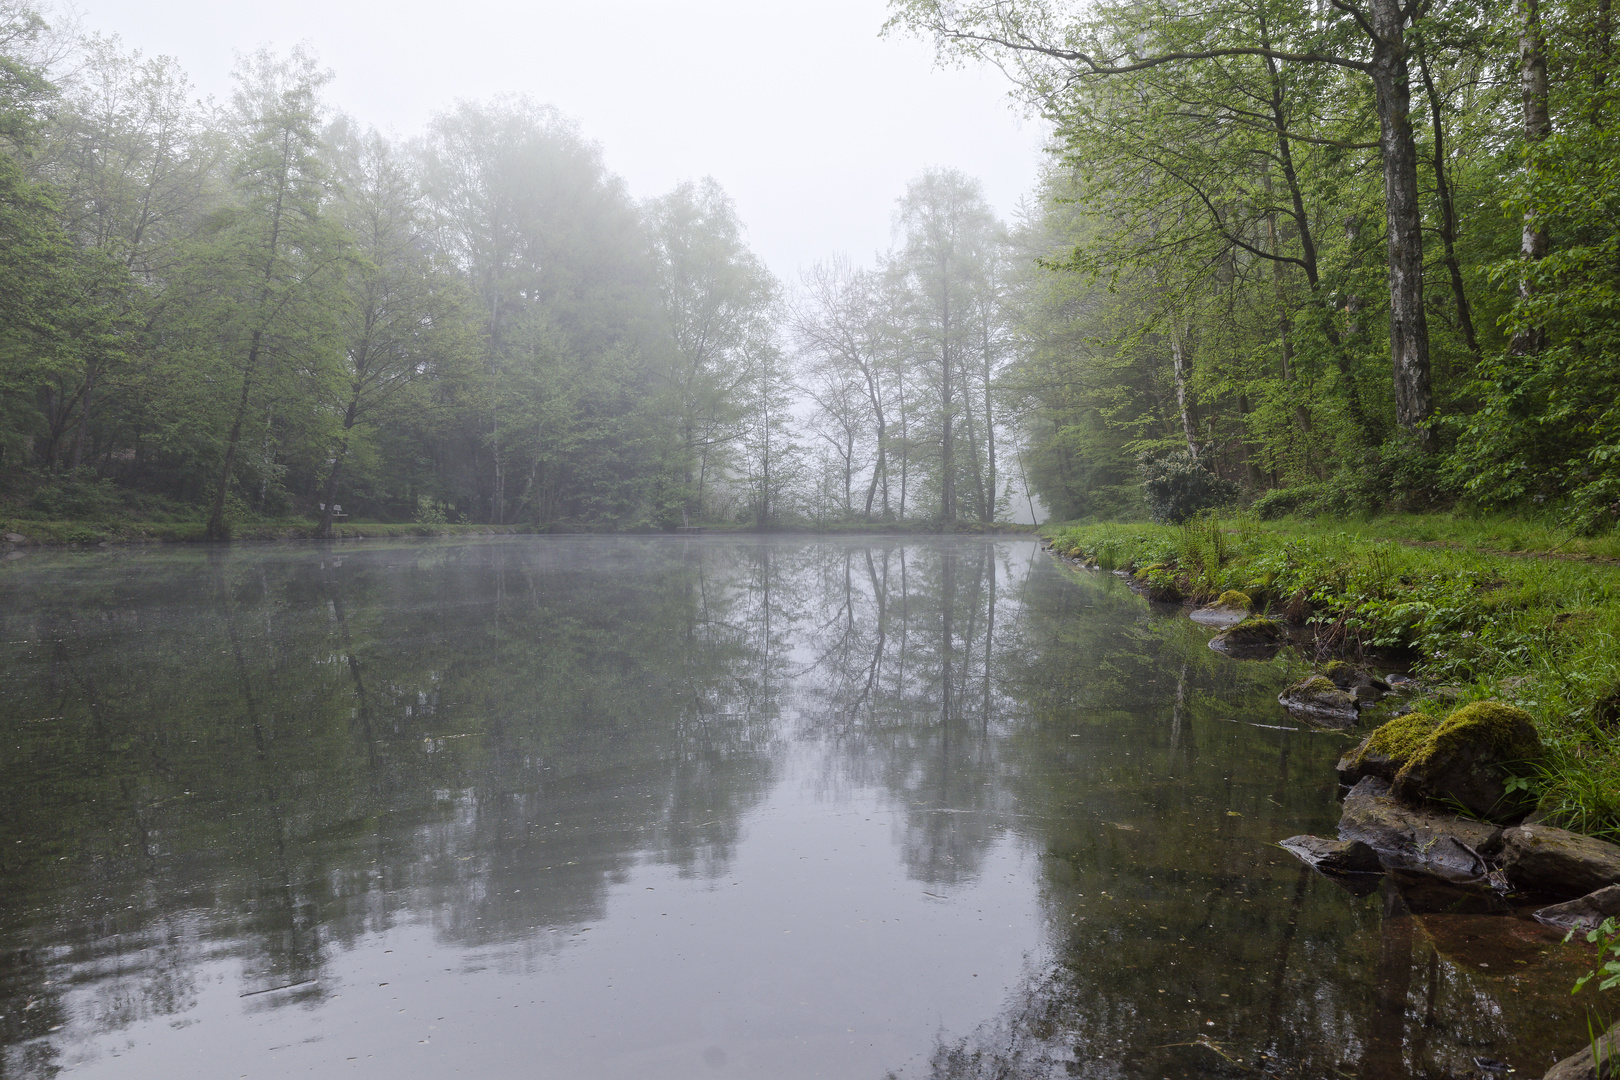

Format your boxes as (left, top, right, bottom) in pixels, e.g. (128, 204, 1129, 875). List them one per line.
(1214, 589, 1252, 611)
(1405, 701, 1543, 773)
(1321, 660, 1354, 679)
(1359, 712, 1441, 766)
(1297, 674, 1339, 694)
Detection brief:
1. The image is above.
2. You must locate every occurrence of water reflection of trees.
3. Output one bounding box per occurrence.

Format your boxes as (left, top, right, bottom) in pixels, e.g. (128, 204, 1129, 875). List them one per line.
(793, 540, 1032, 888)
(0, 541, 1601, 1080)
(906, 561, 1601, 1080)
(0, 539, 795, 1072)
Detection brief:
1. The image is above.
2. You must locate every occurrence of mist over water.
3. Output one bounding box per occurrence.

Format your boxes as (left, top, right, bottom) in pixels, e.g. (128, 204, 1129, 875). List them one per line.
(0, 538, 1597, 1078)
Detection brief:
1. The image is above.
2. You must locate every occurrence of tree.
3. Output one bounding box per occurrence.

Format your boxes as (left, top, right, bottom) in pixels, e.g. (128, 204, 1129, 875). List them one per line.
(792, 259, 897, 520)
(645, 177, 779, 521)
(313, 122, 478, 538)
(195, 47, 349, 539)
(888, 0, 1446, 446)
(418, 98, 668, 527)
(895, 168, 999, 523)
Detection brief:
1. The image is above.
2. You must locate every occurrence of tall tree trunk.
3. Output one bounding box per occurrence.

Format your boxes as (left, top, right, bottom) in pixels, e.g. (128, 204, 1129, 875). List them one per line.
(1510, 0, 1552, 358)
(70, 365, 97, 469)
(898, 370, 909, 520)
(206, 329, 262, 540)
(982, 327, 997, 523)
(1261, 39, 1377, 446)
(960, 379, 989, 521)
(940, 288, 956, 525)
(1170, 322, 1199, 459)
(1417, 41, 1483, 362)
(864, 417, 887, 521)
(1367, 0, 1435, 445)
(316, 393, 360, 539)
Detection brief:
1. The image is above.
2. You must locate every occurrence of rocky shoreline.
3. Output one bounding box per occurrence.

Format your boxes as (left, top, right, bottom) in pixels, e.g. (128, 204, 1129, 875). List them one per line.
(1046, 540, 1620, 1079)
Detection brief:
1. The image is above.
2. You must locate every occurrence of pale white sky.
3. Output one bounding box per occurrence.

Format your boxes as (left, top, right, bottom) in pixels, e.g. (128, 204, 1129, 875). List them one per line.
(68, 0, 1051, 283)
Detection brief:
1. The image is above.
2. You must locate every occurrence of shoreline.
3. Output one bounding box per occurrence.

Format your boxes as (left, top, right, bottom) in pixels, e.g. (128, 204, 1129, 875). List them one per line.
(1038, 515, 1620, 1078)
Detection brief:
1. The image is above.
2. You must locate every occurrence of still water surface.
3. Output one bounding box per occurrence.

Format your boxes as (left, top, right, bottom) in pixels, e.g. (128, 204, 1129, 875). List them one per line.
(0, 537, 1599, 1078)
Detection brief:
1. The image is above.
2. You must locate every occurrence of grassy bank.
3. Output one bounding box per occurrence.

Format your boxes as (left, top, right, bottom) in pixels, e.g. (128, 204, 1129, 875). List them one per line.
(1041, 513, 1620, 839)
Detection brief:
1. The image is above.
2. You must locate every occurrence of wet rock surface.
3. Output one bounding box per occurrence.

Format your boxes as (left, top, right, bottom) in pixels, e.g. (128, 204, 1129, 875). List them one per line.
(1543, 1020, 1620, 1080)
(1533, 884, 1620, 932)
(1502, 824, 1620, 899)
(1279, 834, 1383, 875)
(1390, 701, 1543, 821)
(1338, 776, 1502, 880)
(1278, 674, 1359, 726)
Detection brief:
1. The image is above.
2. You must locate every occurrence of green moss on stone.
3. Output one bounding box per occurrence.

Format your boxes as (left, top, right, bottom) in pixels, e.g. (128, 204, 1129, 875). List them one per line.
(1321, 660, 1356, 681)
(1357, 712, 1441, 767)
(1297, 674, 1339, 694)
(1404, 700, 1543, 773)
(1215, 590, 1252, 611)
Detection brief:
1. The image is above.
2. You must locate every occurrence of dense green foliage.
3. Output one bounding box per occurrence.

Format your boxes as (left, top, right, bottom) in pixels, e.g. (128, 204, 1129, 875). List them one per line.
(892, 0, 1620, 534)
(0, 8, 1039, 534)
(0, 14, 803, 532)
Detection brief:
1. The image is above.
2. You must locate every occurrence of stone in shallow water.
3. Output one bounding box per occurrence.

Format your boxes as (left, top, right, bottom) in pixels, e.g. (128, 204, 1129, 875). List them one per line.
(1279, 835, 1383, 875)
(1502, 824, 1620, 899)
(1337, 776, 1501, 881)
(1208, 616, 1285, 657)
(1189, 591, 1252, 628)
(1278, 675, 1358, 726)
(1533, 884, 1620, 932)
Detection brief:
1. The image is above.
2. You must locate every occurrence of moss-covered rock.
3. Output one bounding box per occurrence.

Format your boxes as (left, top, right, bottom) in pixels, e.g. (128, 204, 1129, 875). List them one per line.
(1335, 712, 1441, 785)
(1230, 616, 1283, 641)
(1190, 590, 1254, 628)
(1390, 700, 1544, 821)
(1278, 674, 1359, 726)
(1208, 615, 1285, 656)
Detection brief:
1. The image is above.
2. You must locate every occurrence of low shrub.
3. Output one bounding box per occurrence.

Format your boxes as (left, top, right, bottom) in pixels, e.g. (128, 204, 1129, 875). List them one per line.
(1138, 450, 1238, 525)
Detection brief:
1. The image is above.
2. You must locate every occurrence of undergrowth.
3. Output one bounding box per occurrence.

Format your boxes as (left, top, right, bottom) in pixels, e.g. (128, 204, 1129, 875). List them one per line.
(1044, 511, 1620, 840)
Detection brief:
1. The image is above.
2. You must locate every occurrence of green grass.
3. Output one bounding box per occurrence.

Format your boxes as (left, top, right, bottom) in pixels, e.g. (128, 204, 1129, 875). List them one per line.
(1043, 511, 1620, 840)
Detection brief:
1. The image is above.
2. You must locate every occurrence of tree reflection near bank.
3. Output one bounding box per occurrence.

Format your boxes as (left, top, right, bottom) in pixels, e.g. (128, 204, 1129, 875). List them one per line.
(0, 538, 1604, 1079)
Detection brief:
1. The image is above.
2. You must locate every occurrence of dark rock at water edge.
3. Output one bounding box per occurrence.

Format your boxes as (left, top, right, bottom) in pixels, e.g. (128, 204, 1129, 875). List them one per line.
(1278, 675, 1358, 726)
(1390, 701, 1543, 821)
(1502, 824, 1620, 899)
(1280, 835, 1383, 875)
(1338, 776, 1502, 881)
(1533, 884, 1620, 932)
(1320, 660, 1390, 695)
(1543, 1020, 1620, 1080)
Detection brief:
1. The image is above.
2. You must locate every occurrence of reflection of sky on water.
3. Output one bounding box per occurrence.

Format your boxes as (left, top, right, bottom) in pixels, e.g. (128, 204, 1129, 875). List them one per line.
(0, 537, 1601, 1079)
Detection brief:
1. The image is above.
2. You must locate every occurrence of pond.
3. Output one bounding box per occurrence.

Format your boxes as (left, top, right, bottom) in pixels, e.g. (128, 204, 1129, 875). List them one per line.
(0, 536, 1600, 1078)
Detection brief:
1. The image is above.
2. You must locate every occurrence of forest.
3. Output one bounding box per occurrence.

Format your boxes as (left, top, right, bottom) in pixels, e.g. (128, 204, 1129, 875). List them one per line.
(1, 0, 1617, 537)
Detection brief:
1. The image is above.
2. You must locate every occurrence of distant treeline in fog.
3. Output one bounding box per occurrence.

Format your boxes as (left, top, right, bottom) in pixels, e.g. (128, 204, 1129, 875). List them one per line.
(0, 7, 1030, 534)
(6, 0, 1616, 535)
